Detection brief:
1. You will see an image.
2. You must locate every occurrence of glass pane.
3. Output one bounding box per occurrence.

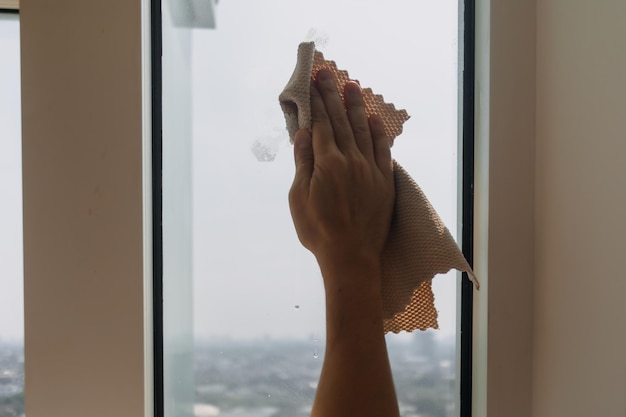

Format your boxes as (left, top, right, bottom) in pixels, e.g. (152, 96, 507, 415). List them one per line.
(0, 12, 25, 417)
(163, 1, 461, 416)
(161, 2, 195, 416)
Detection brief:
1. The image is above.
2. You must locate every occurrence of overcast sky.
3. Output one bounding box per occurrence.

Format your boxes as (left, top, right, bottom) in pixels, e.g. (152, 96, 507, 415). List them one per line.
(0, 0, 462, 342)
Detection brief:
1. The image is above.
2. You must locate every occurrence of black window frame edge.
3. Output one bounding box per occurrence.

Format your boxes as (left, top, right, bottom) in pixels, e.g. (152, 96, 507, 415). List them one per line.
(0, 8, 19, 13)
(460, 0, 475, 414)
(151, 0, 165, 415)
(149, 0, 475, 414)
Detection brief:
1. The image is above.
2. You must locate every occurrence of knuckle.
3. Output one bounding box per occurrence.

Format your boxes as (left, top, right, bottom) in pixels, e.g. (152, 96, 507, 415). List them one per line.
(332, 114, 352, 131)
(311, 112, 330, 125)
(352, 121, 370, 137)
(324, 151, 346, 168)
(318, 77, 338, 93)
(346, 155, 370, 178)
(346, 94, 365, 110)
(374, 129, 389, 144)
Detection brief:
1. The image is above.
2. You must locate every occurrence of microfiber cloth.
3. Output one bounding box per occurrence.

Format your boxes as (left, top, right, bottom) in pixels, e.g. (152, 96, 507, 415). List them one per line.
(279, 42, 478, 333)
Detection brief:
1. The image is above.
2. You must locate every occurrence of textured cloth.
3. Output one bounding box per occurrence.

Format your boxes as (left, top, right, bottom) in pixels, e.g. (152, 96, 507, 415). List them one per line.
(279, 42, 410, 146)
(279, 42, 478, 333)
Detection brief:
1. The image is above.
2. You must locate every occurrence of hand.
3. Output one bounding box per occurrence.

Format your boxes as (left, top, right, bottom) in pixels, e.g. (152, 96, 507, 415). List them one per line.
(288, 69, 395, 288)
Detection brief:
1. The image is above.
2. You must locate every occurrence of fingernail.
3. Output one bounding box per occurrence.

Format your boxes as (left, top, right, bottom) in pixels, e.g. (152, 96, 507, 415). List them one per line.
(345, 82, 361, 98)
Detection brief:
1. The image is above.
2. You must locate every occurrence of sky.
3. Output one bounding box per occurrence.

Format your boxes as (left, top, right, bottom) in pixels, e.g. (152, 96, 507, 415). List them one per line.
(0, 0, 463, 342)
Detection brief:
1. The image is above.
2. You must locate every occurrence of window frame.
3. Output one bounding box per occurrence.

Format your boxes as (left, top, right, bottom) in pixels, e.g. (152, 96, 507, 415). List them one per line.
(0, 0, 19, 12)
(152, 0, 477, 416)
(18, 0, 536, 416)
(459, 0, 476, 415)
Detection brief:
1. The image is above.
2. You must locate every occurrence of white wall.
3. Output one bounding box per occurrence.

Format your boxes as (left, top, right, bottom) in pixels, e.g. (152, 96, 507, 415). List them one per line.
(534, 1, 626, 416)
(21, 1, 152, 416)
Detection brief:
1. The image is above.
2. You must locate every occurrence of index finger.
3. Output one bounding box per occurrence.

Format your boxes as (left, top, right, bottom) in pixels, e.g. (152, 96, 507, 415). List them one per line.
(310, 80, 340, 157)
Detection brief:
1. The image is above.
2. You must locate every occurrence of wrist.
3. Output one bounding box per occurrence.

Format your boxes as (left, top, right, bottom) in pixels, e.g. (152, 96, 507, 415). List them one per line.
(317, 251, 382, 293)
(318, 255, 385, 333)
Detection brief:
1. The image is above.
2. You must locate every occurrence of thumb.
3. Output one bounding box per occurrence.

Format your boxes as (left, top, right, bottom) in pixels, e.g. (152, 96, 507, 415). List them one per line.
(292, 128, 314, 189)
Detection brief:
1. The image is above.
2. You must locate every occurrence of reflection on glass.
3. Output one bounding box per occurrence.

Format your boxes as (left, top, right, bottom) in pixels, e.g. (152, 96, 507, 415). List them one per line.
(163, 1, 460, 416)
(0, 12, 25, 417)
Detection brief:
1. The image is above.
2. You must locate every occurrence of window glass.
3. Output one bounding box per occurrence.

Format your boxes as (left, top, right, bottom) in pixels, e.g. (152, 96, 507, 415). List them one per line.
(0, 12, 25, 417)
(162, 1, 461, 416)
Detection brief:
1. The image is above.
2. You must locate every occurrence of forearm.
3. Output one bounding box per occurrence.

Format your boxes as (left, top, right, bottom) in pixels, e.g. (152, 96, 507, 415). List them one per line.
(312, 259, 399, 417)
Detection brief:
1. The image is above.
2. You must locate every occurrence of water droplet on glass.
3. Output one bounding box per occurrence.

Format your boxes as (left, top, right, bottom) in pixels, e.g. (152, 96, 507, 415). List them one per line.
(313, 335, 320, 359)
(267, 394, 271, 398)
(294, 305, 300, 310)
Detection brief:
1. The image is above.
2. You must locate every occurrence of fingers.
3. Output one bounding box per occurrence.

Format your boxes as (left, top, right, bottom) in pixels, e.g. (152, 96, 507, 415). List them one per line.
(310, 80, 339, 158)
(344, 82, 375, 162)
(310, 69, 391, 178)
(369, 115, 393, 179)
(313, 69, 358, 155)
(289, 128, 314, 209)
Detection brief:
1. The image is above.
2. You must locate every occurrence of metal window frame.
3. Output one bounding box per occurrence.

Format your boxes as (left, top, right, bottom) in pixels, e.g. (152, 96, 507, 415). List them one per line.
(150, 0, 477, 415)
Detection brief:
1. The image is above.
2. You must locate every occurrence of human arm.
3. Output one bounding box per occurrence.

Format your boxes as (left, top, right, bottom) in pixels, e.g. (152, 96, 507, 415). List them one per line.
(288, 68, 400, 417)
